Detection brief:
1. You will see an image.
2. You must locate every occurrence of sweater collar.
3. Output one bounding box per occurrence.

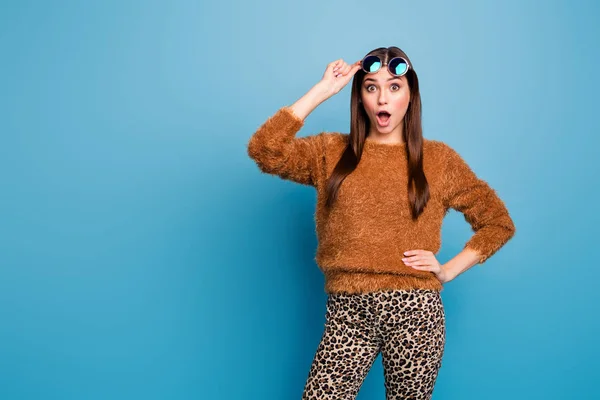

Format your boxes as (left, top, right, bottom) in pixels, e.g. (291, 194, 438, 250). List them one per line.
(363, 137, 408, 155)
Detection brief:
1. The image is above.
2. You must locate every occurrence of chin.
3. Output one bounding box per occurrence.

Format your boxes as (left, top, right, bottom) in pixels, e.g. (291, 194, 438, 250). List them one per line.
(371, 120, 399, 134)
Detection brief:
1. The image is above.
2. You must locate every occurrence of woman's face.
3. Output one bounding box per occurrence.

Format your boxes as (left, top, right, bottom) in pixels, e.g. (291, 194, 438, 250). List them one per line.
(360, 66, 410, 137)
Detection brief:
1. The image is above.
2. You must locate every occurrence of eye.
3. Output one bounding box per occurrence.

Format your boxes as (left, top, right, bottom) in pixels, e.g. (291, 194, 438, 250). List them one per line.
(365, 83, 400, 92)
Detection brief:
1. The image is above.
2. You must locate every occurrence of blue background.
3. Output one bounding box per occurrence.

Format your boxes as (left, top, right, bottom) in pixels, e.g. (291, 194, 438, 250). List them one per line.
(1, 0, 598, 399)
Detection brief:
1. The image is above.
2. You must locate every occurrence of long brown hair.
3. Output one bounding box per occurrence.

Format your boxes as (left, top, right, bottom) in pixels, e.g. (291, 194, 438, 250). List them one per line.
(324, 46, 430, 220)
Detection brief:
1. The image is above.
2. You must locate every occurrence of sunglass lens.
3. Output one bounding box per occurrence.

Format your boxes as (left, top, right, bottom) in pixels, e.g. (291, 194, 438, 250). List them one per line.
(389, 58, 408, 76)
(362, 55, 382, 73)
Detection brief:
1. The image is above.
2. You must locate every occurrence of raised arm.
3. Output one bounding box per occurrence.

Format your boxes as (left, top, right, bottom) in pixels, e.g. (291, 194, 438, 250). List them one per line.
(247, 58, 361, 186)
(246, 83, 331, 186)
(441, 144, 516, 264)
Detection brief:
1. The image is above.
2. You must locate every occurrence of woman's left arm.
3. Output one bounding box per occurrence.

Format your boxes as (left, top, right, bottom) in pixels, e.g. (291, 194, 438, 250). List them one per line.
(402, 144, 516, 283)
(441, 144, 517, 266)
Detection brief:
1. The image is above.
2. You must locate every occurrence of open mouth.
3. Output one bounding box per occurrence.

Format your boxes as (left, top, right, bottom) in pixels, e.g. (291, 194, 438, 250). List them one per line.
(376, 111, 391, 125)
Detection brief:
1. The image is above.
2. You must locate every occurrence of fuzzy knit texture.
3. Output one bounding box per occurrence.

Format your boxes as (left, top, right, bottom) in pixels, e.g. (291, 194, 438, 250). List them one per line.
(247, 106, 516, 294)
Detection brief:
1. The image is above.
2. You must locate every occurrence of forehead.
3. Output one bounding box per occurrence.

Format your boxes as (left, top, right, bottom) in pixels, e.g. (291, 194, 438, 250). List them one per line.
(362, 68, 406, 84)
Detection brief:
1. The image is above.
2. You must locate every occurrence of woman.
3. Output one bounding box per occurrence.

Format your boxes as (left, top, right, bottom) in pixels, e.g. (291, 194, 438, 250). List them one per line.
(247, 46, 516, 400)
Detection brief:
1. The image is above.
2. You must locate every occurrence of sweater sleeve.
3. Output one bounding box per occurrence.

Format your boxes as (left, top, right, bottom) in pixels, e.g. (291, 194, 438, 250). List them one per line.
(441, 144, 516, 264)
(247, 106, 325, 187)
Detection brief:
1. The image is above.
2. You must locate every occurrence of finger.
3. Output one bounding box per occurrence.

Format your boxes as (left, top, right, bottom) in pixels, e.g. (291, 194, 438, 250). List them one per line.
(403, 249, 427, 256)
(409, 264, 433, 271)
(348, 63, 361, 75)
(338, 63, 349, 75)
(406, 254, 433, 262)
(406, 259, 429, 266)
(334, 63, 347, 73)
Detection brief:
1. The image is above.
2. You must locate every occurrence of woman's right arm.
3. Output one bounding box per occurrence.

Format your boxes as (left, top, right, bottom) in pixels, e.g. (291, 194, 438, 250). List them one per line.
(246, 59, 361, 187)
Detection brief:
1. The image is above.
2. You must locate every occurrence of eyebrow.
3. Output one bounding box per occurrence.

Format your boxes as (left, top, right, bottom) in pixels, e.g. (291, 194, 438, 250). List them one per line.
(364, 77, 402, 83)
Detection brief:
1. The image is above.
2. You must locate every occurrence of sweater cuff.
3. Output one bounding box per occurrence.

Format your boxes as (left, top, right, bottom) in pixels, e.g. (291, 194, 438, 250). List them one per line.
(280, 106, 305, 127)
(463, 224, 516, 264)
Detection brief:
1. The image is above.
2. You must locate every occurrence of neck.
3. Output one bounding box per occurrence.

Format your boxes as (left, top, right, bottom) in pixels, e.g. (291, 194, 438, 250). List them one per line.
(367, 123, 405, 145)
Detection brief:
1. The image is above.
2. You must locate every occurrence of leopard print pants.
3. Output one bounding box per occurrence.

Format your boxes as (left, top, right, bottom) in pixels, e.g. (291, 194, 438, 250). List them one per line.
(301, 289, 446, 400)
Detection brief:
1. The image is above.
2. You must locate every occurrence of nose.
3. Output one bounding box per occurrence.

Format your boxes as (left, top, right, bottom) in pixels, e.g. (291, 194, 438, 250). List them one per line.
(378, 91, 388, 105)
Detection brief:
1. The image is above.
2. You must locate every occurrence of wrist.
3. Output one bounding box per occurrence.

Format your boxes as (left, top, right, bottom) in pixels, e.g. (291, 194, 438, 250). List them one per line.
(440, 264, 454, 283)
(312, 81, 335, 102)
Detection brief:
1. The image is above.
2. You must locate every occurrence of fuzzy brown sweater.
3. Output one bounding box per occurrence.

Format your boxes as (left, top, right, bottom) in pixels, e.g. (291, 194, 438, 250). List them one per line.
(247, 106, 516, 294)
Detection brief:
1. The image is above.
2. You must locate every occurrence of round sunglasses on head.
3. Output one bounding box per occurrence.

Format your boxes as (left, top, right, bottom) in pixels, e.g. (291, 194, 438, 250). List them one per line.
(360, 55, 410, 77)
